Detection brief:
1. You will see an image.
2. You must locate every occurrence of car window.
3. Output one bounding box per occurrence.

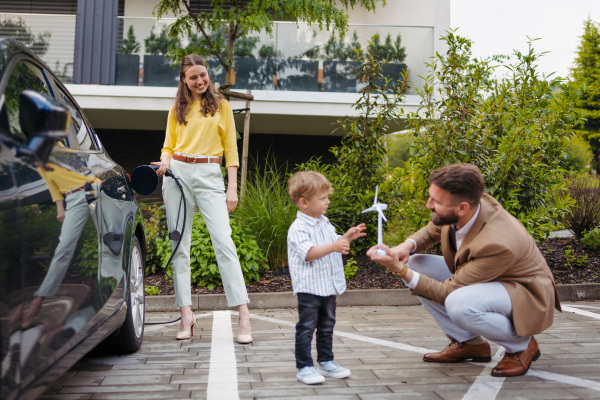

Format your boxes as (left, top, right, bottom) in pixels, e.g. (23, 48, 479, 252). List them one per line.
(2, 60, 66, 145)
(56, 88, 98, 151)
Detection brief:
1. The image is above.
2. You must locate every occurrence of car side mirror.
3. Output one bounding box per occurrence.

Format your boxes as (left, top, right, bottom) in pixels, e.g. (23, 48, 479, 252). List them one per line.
(17, 90, 69, 164)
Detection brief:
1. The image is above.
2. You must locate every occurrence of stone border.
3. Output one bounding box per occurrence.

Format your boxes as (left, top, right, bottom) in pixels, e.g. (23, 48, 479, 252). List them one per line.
(144, 284, 600, 312)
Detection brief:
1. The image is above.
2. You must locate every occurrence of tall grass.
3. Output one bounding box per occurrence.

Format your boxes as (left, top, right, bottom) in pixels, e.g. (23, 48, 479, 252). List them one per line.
(236, 156, 296, 269)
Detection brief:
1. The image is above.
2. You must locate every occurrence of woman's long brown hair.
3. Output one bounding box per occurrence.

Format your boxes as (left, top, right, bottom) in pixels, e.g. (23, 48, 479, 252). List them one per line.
(174, 54, 221, 125)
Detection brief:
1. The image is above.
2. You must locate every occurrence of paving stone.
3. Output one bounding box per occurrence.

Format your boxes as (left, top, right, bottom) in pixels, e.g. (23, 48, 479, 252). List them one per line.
(46, 302, 600, 399)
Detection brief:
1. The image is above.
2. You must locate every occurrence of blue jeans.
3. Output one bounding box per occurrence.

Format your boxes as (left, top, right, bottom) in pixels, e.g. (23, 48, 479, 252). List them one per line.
(295, 293, 337, 369)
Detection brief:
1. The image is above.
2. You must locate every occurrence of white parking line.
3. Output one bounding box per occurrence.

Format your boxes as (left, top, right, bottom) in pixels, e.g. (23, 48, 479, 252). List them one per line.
(207, 311, 239, 400)
(462, 348, 505, 400)
(562, 305, 600, 319)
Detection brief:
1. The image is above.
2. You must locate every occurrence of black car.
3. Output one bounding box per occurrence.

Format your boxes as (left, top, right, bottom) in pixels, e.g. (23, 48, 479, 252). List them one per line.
(0, 38, 146, 399)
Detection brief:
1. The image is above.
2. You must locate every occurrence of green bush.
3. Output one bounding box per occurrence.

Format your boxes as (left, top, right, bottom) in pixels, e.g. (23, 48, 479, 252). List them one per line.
(560, 173, 600, 239)
(344, 258, 358, 280)
(581, 226, 600, 251)
(145, 285, 160, 296)
(236, 155, 297, 269)
(561, 134, 594, 172)
(405, 31, 583, 240)
(140, 202, 168, 275)
(155, 213, 268, 290)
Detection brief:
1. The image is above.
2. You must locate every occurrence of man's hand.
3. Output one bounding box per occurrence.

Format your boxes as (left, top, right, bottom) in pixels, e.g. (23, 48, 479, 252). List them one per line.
(391, 240, 414, 264)
(342, 223, 367, 242)
(367, 243, 405, 274)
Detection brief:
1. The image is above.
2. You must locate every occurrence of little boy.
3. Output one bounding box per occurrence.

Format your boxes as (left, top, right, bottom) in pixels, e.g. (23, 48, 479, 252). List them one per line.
(287, 171, 366, 385)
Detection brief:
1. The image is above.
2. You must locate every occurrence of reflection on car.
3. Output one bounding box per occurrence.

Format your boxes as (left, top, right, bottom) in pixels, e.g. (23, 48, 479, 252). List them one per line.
(0, 38, 147, 399)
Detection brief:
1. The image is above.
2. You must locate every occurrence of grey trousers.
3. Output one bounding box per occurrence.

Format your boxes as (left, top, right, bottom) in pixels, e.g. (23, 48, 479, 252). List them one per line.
(408, 254, 530, 353)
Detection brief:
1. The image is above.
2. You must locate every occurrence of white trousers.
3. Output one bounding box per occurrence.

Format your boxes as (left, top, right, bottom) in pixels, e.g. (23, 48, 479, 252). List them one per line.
(408, 254, 530, 353)
(162, 160, 249, 308)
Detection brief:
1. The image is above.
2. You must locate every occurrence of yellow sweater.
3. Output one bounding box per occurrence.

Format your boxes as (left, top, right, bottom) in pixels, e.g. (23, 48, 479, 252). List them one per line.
(160, 99, 239, 168)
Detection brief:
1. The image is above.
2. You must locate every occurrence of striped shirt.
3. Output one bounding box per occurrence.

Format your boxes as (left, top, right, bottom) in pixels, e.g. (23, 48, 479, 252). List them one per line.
(287, 211, 346, 296)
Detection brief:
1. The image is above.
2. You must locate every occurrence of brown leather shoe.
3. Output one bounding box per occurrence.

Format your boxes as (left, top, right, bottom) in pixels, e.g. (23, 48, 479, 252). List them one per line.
(423, 341, 491, 363)
(491, 337, 540, 377)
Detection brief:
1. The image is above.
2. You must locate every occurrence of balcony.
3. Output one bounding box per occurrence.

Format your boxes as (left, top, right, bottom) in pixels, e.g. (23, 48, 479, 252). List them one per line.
(0, 13, 431, 133)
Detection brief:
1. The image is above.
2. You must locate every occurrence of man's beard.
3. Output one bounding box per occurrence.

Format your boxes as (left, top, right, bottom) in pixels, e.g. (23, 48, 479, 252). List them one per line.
(431, 211, 459, 226)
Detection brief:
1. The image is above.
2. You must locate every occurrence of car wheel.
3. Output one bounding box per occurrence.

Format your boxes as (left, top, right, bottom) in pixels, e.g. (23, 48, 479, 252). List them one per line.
(110, 235, 145, 353)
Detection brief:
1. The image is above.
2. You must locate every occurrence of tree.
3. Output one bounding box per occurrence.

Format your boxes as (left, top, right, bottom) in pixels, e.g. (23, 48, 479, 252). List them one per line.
(406, 31, 583, 239)
(119, 25, 140, 54)
(153, 0, 385, 88)
(571, 18, 600, 172)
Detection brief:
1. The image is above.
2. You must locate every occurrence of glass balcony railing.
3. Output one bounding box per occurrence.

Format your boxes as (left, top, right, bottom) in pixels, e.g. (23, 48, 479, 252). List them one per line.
(0, 13, 433, 94)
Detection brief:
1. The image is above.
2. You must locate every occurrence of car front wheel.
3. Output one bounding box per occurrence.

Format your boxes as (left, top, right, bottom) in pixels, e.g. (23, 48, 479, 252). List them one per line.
(110, 235, 145, 353)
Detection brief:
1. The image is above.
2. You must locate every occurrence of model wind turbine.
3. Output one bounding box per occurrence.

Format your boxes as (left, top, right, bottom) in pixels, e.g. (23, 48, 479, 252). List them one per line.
(362, 186, 387, 255)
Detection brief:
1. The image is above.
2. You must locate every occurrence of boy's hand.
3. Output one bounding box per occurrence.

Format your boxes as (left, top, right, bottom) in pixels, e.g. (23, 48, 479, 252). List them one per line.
(342, 223, 367, 242)
(333, 238, 351, 255)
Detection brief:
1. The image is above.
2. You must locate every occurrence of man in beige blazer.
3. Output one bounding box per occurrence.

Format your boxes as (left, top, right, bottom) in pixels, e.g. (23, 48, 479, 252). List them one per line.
(368, 163, 561, 377)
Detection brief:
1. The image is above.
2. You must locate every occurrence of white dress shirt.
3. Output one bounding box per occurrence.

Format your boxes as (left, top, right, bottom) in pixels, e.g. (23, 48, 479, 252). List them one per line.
(287, 211, 346, 296)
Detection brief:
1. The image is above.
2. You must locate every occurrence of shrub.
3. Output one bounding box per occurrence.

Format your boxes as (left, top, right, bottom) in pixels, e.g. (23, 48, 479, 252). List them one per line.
(145, 285, 160, 296)
(563, 246, 589, 268)
(561, 173, 600, 239)
(406, 31, 583, 239)
(155, 213, 267, 290)
(561, 134, 594, 173)
(344, 258, 358, 280)
(581, 226, 600, 251)
(236, 155, 297, 269)
(140, 202, 168, 275)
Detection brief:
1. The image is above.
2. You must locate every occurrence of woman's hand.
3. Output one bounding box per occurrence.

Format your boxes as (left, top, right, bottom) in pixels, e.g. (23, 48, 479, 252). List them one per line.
(226, 186, 238, 213)
(226, 166, 238, 213)
(151, 159, 170, 177)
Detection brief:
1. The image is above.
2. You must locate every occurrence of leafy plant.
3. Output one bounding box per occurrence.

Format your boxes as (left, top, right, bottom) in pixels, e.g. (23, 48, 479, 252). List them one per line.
(156, 213, 268, 290)
(563, 245, 588, 268)
(235, 154, 297, 269)
(140, 202, 168, 275)
(344, 257, 358, 279)
(145, 285, 160, 296)
(581, 226, 600, 251)
(234, 36, 260, 58)
(144, 24, 180, 55)
(119, 25, 141, 54)
(560, 173, 600, 239)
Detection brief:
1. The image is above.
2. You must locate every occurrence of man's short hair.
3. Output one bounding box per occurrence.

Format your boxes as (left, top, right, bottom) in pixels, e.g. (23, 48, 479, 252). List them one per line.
(288, 171, 333, 206)
(429, 163, 485, 206)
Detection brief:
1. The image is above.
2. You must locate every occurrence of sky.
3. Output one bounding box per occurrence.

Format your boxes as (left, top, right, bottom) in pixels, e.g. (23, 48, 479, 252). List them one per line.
(450, 0, 600, 80)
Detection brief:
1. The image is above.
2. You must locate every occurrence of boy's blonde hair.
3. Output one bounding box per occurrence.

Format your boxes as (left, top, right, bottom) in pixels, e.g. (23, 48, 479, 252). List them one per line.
(288, 171, 333, 206)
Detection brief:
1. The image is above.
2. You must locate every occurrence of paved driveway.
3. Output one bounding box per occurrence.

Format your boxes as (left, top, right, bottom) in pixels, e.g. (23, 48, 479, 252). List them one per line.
(43, 301, 600, 399)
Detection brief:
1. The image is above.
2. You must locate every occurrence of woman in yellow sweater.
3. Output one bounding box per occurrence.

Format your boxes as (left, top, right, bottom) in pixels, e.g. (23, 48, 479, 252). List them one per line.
(152, 54, 252, 343)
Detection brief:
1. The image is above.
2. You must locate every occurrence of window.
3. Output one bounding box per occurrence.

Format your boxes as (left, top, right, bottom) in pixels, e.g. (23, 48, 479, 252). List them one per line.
(55, 88, 98, 150)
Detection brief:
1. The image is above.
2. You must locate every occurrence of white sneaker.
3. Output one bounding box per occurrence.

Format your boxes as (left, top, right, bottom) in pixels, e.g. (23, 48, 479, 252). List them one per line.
(317, 361, 351, 378)
(297, 366, 325, 385)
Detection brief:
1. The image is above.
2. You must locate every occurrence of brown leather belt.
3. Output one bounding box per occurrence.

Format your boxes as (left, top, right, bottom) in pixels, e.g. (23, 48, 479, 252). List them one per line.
(64, 184, 86, 196)
(172, 154, 221, 164)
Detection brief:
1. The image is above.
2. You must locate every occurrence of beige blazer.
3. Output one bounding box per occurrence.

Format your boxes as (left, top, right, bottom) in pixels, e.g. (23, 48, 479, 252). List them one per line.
(409, 194, 561, 336)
